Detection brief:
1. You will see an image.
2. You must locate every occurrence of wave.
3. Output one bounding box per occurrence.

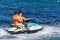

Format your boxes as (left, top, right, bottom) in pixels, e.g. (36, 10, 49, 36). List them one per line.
(0, 25, 60, 40)
(0, 28, 8, 37)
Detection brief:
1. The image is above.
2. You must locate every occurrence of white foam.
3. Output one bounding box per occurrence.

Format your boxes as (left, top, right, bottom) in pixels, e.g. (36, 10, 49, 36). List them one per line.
(16, 25, 60, 39)
(0, 28, 9, 37)
(0, 25, 60, 40)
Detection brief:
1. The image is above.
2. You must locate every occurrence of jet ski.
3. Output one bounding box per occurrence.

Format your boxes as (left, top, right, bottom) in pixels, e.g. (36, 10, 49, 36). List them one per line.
(8, 21, 44, 34)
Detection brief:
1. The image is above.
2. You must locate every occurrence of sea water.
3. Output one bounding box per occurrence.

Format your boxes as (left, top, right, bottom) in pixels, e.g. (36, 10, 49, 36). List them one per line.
(0, 0, 60, 40)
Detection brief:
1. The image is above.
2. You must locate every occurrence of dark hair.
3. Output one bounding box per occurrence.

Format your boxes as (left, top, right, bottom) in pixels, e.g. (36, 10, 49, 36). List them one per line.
(18, 11, 22, 15)
(19, 11, 22, 13)
(14, 11, 17, 15)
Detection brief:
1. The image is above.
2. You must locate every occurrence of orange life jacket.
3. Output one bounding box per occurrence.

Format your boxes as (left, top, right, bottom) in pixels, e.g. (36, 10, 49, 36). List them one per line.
(13, 15, 19, 24)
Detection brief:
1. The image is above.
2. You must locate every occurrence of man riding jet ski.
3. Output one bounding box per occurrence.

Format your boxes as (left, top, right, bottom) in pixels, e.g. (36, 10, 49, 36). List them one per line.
(13, 11, 30, 30)
(8, 10, 43, 34)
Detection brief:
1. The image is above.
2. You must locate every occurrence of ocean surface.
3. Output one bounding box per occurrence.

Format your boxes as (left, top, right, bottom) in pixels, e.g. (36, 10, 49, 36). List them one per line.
(0, 0, 60, 40)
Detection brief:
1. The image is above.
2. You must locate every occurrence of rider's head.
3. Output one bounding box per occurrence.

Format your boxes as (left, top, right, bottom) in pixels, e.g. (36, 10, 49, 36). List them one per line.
(14, 10, 18, 15)
(18, 11, 22, 17)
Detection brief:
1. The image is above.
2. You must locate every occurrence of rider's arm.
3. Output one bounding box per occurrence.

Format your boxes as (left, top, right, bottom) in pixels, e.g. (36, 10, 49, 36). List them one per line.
(22, 17, 30, 21)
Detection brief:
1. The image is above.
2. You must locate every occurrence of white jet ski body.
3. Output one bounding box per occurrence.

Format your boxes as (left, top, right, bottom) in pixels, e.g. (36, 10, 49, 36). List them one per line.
(8, 22, 43, 34)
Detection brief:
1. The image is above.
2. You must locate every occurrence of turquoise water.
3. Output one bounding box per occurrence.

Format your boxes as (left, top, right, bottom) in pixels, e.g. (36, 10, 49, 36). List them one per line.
(0, 0, 60, 40)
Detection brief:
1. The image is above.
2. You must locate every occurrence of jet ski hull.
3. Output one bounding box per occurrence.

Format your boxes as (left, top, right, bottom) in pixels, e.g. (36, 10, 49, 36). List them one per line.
(8, 25, 44, 34)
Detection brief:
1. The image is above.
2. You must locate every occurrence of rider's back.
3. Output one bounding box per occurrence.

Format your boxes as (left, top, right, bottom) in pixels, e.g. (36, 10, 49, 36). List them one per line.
(13, 15, 18, 24)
